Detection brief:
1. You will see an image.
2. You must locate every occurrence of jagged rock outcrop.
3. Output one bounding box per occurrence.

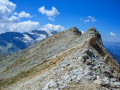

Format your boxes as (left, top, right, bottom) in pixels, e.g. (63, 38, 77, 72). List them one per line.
(0, 27, 120, 90)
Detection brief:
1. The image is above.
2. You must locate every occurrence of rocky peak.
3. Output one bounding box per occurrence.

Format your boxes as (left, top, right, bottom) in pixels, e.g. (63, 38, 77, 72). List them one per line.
(88, 27, 99, 35)
(89, 27, 96, 31)
(70, 27, 79, 31)
(86, 27, 100, 37)
(0, 27, 120, 90)
(82, 27, 103, 47)
(68, 27, 82, 36)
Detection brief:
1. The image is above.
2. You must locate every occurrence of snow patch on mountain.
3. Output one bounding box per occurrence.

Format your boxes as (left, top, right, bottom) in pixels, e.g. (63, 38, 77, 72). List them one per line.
(0, 30, 58, 56)
(23, 34, 33, 42)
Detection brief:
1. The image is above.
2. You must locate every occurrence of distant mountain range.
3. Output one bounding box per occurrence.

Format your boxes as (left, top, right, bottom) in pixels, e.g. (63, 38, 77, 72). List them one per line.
(104, 42, 120, 55)
(0, 30, 57, 56)
(108, 50, 120, 64)
(103, 42, 120, 64)
(0, 30, 120, 65)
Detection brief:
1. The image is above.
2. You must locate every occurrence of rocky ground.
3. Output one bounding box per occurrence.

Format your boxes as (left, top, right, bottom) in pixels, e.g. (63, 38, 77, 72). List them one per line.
(0, 27, 120, 90)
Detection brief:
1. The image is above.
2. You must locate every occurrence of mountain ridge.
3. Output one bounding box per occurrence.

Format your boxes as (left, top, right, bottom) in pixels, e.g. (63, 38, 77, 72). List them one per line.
(0, 27, 120, 90)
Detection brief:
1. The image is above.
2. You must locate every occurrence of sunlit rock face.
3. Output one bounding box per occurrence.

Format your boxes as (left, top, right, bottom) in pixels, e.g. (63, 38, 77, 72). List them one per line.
(0, 27, 120, 90)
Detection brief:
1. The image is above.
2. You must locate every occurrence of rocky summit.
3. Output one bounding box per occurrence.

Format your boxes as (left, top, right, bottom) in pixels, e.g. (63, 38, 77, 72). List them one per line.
(0, 27, 120, 90)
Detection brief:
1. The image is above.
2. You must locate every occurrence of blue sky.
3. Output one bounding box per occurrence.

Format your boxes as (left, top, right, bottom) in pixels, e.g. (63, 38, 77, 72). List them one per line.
(0, 0, 120, 42)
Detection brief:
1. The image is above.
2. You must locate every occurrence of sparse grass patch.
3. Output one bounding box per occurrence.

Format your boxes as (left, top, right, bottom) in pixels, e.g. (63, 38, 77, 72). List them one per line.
(0, 59, 48, 89)
(0, 47, 77, 89)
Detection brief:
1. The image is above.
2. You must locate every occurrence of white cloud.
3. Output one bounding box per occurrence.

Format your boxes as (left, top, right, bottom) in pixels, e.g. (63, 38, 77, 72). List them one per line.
(9, 15, 19, 22)
(0, 21, 40, 33)
(81, 30, 84, 34)
(41, 23, 65, 31)
(82, 16, 96, 23)
(0, 0, 64, 34)
(48, 17, 54, 21)
(88, 16, 96, 22)
(84, 19, 90, 22)
(0, 0, 16, 23)
(18, 11, 32, 18)
(9, 21, 40, 32)
(0, 22, 65, 33)
(110, 32, 116, 36)
(0, 0, 37, 33)
(13, 12, 18, 15)
(38, 6, 60, 21)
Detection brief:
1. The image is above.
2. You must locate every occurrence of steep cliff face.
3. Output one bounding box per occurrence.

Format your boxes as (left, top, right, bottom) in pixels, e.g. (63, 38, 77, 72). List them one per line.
(0, 27, 120, 90)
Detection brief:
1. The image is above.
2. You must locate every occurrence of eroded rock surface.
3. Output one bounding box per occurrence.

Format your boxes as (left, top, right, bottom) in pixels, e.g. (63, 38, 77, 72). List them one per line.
(0, 27, 120, 90)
